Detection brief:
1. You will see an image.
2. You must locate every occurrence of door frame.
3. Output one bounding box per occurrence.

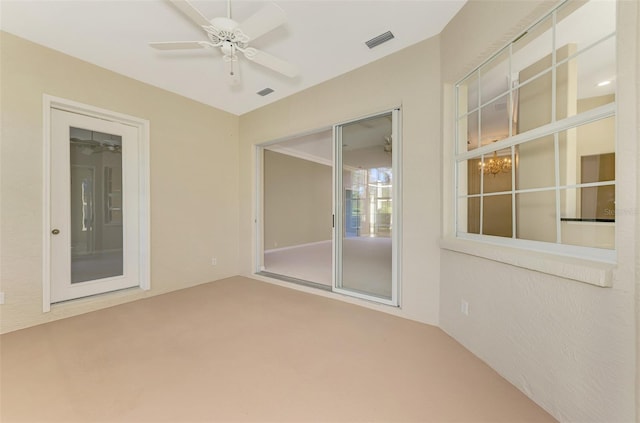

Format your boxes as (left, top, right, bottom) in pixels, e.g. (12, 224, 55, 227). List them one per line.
(333, 108, 401, 306)
(42, 95, 150, 312)
(253, 108, 401, 307)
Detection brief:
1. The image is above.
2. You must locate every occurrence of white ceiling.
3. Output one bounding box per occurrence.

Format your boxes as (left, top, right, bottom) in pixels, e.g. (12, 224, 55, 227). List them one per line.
(0, 0, 466, 116)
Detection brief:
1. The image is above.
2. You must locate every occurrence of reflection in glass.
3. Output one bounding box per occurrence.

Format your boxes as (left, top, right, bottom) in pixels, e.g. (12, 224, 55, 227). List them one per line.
(560, 188, 614, 249)
(483, 194, 513, 238)
(516, 190, 557, 243)
(517, 70, 553, 132)
(341, 114, 393, 300)
(70, 127, 123, 283)
(465, 197, 481, 235)
(458, 71, 479, 116)
(459, 111, 479, 152)
(480, 93, 510, 147)
(480, 49, 510, 105)
(512, 15, 553, 85)
(516, 135, 555, 190)
(555, 0, 615, 56)
(573, 36, 616, 114)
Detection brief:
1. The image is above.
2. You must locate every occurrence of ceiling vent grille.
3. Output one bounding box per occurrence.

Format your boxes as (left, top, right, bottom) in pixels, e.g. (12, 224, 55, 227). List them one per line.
(257, 88, 274, 96)
(365, 31, 395, 49)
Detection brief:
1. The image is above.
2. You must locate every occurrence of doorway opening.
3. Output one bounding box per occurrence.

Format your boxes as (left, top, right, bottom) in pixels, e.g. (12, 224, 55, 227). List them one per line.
(256, 109, 400, 306)
(259, 129, 333, 289)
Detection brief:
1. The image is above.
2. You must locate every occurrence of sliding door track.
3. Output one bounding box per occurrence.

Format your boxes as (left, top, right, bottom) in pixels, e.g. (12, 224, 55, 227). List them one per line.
(256, 271, 331, 291)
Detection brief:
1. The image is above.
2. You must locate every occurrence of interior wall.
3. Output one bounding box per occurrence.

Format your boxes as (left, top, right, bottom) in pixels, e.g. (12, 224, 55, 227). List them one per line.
(263, 150, 332, 250)
(0, 32, 241, 333)
(439, 1, 638, 422)
(240, 36, 442, 324)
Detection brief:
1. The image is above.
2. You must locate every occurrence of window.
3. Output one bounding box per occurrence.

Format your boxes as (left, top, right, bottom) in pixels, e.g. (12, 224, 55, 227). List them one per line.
(454, 0, 616, 260)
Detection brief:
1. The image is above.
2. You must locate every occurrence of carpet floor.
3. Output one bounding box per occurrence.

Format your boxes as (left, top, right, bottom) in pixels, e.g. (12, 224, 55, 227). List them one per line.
(264, 237, 392, 299)
(0, 276, 556, 422)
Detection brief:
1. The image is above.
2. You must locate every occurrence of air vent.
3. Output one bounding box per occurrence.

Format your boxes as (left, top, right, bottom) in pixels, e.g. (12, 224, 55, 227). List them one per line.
(257, 88, 274, 96)
(365, 31, 395, 49)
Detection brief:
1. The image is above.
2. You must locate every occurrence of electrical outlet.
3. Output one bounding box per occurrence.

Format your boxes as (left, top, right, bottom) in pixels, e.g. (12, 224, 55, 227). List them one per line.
(211, 257, 217, 266)
(0, 292, 5, 305)
(460, 299, 469, 316)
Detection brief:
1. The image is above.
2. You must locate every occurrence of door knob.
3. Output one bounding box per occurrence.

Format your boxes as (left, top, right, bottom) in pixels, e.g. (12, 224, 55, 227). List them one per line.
(51, 229, 60, 235)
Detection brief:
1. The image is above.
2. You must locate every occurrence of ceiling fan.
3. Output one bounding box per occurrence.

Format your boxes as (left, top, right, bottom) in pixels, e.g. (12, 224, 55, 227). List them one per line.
(150, 0, 298, 84)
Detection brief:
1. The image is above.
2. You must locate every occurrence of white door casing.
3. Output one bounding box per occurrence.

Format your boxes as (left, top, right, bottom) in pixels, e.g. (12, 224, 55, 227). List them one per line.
(44, 97, 150, 308)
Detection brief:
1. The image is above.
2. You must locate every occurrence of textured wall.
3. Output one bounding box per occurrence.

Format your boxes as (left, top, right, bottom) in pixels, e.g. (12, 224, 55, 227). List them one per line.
(439, 1, 638, 422)
(0, 32, 241, 333)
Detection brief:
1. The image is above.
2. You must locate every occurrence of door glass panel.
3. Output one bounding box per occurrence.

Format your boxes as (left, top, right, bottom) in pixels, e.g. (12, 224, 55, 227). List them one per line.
(70, 127, 123, 283)
(340, 113, 393, 300)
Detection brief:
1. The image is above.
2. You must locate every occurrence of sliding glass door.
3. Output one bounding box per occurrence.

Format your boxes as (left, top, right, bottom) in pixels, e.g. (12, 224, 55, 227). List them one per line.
(334, 110, 400, 306)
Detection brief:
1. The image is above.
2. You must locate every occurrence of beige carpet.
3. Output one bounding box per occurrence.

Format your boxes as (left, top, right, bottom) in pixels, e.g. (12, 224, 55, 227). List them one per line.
(0, 276, 556, 422)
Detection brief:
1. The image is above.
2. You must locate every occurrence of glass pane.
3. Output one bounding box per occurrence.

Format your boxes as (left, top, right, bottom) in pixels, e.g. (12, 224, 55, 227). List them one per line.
(480, 93, 510, 147)
(341, 113, 393, 300)
(516, 190, 557, 243)
(458, 71, 479, 116)
(483, 194, 512, 238)
(463, 159, 480, 196)
(468, 197, 480, 234)
(69, 127, 123, 283)
(516, 135, 555, 190)
(480, 48, 510, 105)
(516, 70, 553, 133)
(575, 37, 616, 113)
(557, 116, 615, 188)
(560, 188, 614, 249)
(512, 14, 553, 87)
(481, 147, 513, 193)
(262, 136, 333, 286)
(458, 111, 479, 152)
(556, 0, 616, 56)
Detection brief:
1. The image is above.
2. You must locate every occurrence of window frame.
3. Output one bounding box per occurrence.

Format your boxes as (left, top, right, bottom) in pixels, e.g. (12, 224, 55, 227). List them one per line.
(452, 0, 617, 264)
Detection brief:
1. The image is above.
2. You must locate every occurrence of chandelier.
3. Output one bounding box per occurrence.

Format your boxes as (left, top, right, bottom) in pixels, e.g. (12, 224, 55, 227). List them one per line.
(479, 151, 512, 175)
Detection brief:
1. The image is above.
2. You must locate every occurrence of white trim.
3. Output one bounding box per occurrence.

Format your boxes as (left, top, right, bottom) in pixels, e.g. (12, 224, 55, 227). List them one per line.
(440, 237, 614, 287)
(42, 95, 150, 311)
(264, 239, 331, 254)
(455, 231, 616, 263)
(264, 146, 332, 167)
(254, 146, 264, 274)
(456, 103, 615, 161)
(42, 99, 52, 312)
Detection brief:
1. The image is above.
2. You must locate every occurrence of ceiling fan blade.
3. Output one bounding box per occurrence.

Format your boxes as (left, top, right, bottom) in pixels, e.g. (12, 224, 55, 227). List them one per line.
(169, 0, 210, 27)
(238, 2, 286, 41)
(149, 41, 207, 50)
(244, 48, 298, 78)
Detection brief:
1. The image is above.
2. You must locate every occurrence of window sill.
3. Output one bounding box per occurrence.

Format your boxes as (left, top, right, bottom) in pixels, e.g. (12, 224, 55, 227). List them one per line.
(439, 237, 615, 287)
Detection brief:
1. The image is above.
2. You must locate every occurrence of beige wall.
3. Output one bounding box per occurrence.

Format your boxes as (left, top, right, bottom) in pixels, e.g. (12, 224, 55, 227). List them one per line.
(440, 1, 638, 422)
(240, 36, 442, 324)
(0, 32, 241, 333)
(263, 150, 332, 250)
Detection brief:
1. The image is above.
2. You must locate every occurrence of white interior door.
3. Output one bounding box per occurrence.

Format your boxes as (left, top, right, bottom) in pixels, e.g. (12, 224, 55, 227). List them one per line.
(50, 108, 141, 303)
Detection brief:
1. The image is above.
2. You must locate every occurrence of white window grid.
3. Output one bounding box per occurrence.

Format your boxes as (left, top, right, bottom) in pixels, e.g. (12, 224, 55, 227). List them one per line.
(453, 1, 616, 261)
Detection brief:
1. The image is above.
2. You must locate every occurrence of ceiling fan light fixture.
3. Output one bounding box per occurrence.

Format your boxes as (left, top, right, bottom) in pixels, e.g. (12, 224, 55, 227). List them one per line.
(257, 87, 274, 96)
(365, 31, 395, 49)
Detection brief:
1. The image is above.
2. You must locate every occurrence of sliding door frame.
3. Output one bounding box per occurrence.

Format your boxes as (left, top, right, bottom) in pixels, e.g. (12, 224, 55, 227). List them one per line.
(253, 108, 401, 308)
(333, 108, 401, 307)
